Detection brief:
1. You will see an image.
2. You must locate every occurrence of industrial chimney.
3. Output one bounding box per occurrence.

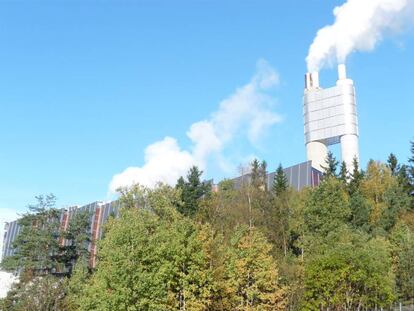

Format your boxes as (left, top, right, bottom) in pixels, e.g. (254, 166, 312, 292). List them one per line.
(303, 64, 359, 172)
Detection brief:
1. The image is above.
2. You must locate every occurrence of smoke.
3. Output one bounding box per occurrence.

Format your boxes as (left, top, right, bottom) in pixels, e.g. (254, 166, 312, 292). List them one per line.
(109, 59, 281, 192)
(306, 0, 414, 72)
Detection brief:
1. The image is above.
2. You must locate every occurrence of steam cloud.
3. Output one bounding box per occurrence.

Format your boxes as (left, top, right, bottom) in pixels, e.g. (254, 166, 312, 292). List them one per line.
(307, 0, 414, 71)
(109, 60, 281, 192)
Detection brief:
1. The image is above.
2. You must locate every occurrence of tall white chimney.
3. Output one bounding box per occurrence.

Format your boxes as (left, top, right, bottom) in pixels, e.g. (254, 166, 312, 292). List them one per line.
(303, 64, 359, 173)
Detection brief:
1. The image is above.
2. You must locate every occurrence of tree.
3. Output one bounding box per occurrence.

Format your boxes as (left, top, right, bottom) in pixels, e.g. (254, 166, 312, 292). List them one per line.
(304, 178, 350, 243)
(2, 195, 61, 279)
(303, 232, 394, 310)
(349, 156, 364, 195)
(360, 161, 396, 227)
(63, 260, 91, 311)
(387, 153, 400, 176)
(59, 210, 91, 275)
(349, 191, 372, 232)
(321, 151, 338, 178)
(223, 226, 286, 310)
(390, 225, 414, 302)
(250, 159, 261, 190)
(339, 161, 348, 183)
(80, 185, 216, 310)
(260, 160, 268, 192)
(409, 140, 414, 198)
(0, 275, 66, 311)
(272, 164, 288, 197)
(397, 164, 412, 195)
(176, 166, 211, 217)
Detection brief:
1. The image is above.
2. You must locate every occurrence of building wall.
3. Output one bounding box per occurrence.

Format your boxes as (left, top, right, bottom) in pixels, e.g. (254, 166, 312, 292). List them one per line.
(231, 161, 322, 191)
(1, 200, 121, 268)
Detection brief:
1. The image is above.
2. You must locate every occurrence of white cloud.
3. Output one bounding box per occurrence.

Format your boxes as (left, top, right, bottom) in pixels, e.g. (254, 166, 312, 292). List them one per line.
(307, 0, 414, 71)
(109, 59, 281, 192)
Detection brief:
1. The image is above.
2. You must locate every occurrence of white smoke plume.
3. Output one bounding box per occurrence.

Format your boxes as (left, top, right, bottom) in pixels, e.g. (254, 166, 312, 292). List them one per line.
(307, 0, 414, 71)
(109, 59, 281, 192)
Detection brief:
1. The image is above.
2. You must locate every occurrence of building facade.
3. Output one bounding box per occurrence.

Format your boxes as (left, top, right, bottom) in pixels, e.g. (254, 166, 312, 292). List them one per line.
(231, 161, 322, 191)
(2, 161, 321, 266)
(304, 64, 359, 172)
(1, 200, 121, 268)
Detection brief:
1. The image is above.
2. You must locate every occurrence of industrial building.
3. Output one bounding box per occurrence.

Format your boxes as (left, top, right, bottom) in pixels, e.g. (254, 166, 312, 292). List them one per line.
(3, 65, 364, 267)
(231, 161, 321, 191)
(1, 162, 320, 265)
(2, 200, 120, 268)
(304, 64, 359, 172)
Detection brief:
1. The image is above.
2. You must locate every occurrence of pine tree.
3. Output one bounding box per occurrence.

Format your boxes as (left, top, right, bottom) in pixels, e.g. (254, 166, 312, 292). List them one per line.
(176, 166, 210, 217)
(1, 195, 61, 279)
(272, 164, 288, 197)
(59, 210, 91, 275)
(321, 151, 338, 178)
(349, 156, 364, 195)
(387, 153, 399, 176)
(339, 161, 348, 183)
(250, 159, 261, 190)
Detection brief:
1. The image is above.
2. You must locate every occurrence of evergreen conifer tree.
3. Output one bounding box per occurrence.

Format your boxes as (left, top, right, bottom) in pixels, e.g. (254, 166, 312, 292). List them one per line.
(1, 195, 61, 279)
(321, 151, 338, 178)
(349, 156, 364, 195)
(176, 166, 210, 217)
(272, 164, 288, 197)
(387, 153, 399, 176)
(339, 161, 348, 183)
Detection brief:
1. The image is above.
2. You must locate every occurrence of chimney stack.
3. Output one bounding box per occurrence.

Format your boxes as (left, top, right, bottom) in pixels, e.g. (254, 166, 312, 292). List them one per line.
(338, 64, 347, 80)
(304, 72, 320, 90)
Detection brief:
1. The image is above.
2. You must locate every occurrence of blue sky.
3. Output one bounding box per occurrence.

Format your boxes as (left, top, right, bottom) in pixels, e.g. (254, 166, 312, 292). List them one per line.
(0, 0, 413, 216)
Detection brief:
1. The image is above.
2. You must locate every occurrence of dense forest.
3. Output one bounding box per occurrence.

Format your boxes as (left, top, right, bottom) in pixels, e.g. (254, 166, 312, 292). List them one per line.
(1, 142, 413, 311)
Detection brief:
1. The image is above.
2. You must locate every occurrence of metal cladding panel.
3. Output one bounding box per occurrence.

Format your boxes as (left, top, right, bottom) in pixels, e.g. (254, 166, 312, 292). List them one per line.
(2, 220, 20, 258)
(304, 84, 358, 146)
(98, 201, 120, 240)
(231, 161, 315, 192)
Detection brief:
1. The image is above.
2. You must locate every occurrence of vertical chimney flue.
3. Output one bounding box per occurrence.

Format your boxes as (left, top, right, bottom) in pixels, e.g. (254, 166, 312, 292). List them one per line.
(338, 64, 347, 80)
(311, 71, 320, 89)
(305, 73, 311, 89)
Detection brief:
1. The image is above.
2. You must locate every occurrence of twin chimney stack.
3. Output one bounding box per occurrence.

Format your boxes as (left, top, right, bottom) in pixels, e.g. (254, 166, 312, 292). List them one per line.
(303, 64, 359, 173)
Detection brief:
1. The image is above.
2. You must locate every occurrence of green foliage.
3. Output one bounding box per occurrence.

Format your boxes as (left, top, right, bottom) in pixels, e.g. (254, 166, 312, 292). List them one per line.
(321, 151, 338, 178)
(0, 275, 66, 311)
(250, 159, 268, 191)
(304, 178, 350, 241)
(339, 161, 348, 183)
(349, 191, 371, 232)
(59, 210, 91, 274)
(303, 232, 394, 310)
(79, 186, 216, 310)
(223, 226, 286, 310)
(1, 195, 61, 278)
(387, 153, 400, 176)
(176, 166, 211, 217)
(349, 156, 364, 195)
(63, 260, 91, 311)
(390, 224, 414, 301)
(5, 141, 414, 309)
(272, 164, 288, 197)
